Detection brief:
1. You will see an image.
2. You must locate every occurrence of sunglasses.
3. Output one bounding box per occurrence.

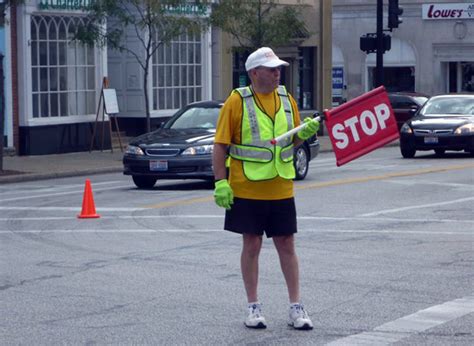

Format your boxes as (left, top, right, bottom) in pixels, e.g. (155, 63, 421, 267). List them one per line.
(256, 66, 282, 73)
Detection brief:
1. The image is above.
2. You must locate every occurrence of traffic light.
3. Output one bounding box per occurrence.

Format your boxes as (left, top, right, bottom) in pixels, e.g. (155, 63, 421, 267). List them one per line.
(360, 34, 376, 54)
(360, 33, 391, 54)
(388, 0, 403, 29)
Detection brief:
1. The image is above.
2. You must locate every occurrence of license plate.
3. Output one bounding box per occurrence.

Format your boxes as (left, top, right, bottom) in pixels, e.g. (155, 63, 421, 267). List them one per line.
(150, 160, 168, 171)
(424, 136, 438, 144)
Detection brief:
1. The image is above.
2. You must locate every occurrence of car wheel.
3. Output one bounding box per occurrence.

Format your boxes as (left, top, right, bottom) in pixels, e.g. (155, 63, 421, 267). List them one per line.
(132, 175, 157, 189)
(294, 145, 309, 180)
(400, 144, 416, 158)
(434, 149, 445, 156)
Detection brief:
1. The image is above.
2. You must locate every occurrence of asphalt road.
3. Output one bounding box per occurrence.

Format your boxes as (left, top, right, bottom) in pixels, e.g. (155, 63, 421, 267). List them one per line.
(1, 147, 473, 345)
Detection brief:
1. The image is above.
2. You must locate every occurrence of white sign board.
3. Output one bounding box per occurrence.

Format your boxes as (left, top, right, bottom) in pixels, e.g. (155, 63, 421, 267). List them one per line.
(103, 89, 119, 114)
(422, 3, 474, 20)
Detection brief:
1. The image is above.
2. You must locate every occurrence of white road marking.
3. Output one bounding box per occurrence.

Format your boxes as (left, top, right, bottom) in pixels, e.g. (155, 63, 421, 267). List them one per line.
(0, 186, 124, 202)
(0, 228, 470, 235)
(0, 206, 148, 211)
(298, 216, 474, 224)
(326, 295, 474, 346)
(0, 214, 222, 221)
(388, 180, 474, 188)
(0, 229, 223, 234)
(0, 212, 471, 225)
(0, 181, 123, 196)
(360, 197, 474, 217)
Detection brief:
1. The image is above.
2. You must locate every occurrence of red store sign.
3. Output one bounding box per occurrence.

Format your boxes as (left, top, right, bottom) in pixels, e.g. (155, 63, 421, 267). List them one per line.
(422, 3, 474, 20)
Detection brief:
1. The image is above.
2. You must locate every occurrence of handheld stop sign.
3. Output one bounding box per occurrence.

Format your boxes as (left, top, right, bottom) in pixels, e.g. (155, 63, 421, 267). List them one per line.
(324, 86, 399, 166)
(269, 86, 399, 166)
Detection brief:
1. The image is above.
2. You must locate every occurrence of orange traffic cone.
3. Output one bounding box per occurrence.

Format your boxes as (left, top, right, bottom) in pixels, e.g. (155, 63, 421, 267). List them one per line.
(77, 179, 101, 219)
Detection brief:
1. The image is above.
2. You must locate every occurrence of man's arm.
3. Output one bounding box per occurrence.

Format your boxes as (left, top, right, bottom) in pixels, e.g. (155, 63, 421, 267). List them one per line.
(212, 143, 229, 181)
(293, 135, 304, 147)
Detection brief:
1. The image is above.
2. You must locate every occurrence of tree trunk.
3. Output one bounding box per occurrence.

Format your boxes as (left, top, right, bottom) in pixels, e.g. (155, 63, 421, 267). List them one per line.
(144, 57, 151, 134)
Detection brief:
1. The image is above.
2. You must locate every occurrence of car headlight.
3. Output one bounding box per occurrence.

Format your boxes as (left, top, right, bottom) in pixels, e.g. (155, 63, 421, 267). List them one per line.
(125, 145, 145, 155)
(454, 123, 474, 135)
(400, 123, 412, 134)
(181, 145, 214, 155)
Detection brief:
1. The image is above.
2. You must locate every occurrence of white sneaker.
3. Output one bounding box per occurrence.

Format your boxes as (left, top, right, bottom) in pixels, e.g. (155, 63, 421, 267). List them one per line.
(288, 304, 313, 330)
(244, 303, 267, 329)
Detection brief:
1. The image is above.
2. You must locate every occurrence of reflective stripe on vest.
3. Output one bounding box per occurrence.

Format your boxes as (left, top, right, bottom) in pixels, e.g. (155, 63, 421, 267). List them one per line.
(277, 85, 294, 138)
(229, 144, 273, 162)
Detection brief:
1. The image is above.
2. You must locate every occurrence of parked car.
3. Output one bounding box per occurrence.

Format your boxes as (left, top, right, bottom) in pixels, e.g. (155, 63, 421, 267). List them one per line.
(399, 94, 474, 158)
(388, 92, 429, 131)
(123, 101, 320, 188)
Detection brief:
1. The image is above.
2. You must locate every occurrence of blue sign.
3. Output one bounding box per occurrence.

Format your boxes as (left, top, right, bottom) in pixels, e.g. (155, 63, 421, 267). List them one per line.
(332, 67, 344, 97)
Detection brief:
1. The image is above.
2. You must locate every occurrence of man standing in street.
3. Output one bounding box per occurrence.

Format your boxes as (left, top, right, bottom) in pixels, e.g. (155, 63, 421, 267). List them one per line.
(212, 47, 319, 330)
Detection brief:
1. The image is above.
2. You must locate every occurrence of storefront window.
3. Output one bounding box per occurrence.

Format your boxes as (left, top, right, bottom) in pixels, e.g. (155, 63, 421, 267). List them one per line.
(152, 31, 202, 110)
(461, 62, 474, 92)
(448, 62, 474, 93)
(369, 66, 415, 92)
(31, 15, 96, 118)
(232, 51, 250, 89)
(298, 47, 314, 110)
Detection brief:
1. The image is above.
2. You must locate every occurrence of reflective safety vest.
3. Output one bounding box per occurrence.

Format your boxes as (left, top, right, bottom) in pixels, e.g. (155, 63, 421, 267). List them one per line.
(229, 85, 296, 181)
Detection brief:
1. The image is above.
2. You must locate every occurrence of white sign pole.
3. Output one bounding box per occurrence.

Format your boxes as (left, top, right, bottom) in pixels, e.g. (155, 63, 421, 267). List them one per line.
(270, 116, 321, 145)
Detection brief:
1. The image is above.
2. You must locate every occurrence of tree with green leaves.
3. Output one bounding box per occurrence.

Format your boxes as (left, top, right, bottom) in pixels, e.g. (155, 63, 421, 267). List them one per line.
(210, 0, 310, 53)
(75, 0, 209, 133)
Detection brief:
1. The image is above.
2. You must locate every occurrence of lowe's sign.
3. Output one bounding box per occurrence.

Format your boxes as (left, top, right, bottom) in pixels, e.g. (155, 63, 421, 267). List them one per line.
(422, 3, 474, 20)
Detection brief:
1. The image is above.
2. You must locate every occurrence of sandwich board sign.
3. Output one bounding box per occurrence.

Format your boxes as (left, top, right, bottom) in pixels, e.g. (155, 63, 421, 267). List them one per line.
(103, 89, 119, 115)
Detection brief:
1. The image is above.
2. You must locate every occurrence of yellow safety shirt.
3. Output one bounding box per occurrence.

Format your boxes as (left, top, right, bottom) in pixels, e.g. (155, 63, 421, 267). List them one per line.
(214, 87, 301, 200)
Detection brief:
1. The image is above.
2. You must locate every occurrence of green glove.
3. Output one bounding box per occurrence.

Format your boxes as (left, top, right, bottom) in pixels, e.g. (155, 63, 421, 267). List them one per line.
(297, 117, 320, 140)
(214, 179, 234, 209)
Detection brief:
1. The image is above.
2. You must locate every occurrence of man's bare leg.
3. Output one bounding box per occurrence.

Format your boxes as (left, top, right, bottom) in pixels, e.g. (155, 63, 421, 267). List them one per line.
(273, 235, 300, 303)
(241, 233, 263, 302)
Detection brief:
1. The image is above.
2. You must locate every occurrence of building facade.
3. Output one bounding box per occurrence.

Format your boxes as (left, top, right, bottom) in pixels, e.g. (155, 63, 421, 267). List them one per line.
(3, 0, 332, 155)
(333, 0, 474, 101)
(11, 0, 108, 155)
(108, 3, 214, 136)
(113, 0, 332, 137)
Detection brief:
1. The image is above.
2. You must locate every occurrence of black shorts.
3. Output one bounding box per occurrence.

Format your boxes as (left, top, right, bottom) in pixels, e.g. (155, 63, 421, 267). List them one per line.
(224, 197, 297, 238)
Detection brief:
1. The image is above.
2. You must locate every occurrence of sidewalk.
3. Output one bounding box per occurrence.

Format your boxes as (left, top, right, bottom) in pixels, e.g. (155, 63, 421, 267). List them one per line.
(0, 136, 398, 184)
(0, 150, 125, 184)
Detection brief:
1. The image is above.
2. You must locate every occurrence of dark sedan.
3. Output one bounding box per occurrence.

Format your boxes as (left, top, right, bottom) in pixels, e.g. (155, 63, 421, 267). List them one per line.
(123, 101, 320, 188)
(399, 94, 474, 158)
(388, 92, 429, 131)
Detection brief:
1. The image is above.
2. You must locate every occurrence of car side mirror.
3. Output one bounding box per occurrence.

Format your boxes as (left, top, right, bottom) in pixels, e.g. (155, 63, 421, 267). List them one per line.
(408, 108, 418, 116)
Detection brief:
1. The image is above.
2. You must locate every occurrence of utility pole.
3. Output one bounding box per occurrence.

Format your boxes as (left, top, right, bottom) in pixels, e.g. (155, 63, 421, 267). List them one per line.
(0, 53, 3, 171)
(375, 0, 384, 87)
(360, 0, 402, 89)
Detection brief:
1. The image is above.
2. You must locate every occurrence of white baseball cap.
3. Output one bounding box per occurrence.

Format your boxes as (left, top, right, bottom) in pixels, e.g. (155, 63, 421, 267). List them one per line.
(245, 47, 289, 72)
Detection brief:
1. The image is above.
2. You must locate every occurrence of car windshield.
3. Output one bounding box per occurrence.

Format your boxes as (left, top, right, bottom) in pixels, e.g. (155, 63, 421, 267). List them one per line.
(166, 107, 220, 129)
(420, 97, 474, 116)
